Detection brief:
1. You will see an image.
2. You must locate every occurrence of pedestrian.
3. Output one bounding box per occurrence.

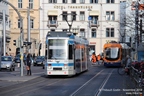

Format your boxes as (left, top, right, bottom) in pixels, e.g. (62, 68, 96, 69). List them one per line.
(91, 52, 96, 64)
(125, 55, 132, 75)
(97, 54, 101, 65)
(26, 54, 32, 76)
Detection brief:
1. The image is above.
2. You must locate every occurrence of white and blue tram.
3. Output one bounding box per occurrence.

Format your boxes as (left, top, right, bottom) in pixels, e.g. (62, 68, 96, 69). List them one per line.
(44, 31, 89, 76)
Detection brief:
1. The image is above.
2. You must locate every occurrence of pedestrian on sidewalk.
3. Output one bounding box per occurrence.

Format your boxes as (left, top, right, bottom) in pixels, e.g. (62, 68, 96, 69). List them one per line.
(97, 54, 101, 65)
(92, 52, 96, 65)
(26, 54, 32, 76)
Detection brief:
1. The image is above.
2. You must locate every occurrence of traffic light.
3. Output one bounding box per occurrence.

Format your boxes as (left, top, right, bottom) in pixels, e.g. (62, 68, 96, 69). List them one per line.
(13, 40, 18, 47)
(16, 47, 20, 55)
(23, 42, 32, 49)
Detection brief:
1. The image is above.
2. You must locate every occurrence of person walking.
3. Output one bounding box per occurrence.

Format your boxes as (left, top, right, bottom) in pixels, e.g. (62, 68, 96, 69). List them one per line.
(26, 54, 32, 76)
(91, 52, 96, 64)
(97, 54, 101, 65)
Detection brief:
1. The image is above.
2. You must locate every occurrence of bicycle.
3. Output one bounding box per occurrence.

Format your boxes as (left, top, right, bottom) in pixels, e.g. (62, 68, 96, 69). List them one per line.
(117, 64, 127, 75)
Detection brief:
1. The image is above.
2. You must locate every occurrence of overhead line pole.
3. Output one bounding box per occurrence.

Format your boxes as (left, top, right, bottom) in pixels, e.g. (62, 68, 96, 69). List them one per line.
(135, 1, 139, 55)
(27, 7, 31, 53)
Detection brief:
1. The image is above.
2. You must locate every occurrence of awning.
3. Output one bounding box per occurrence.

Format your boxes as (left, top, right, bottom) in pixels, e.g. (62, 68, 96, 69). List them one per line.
(47, 10, 58, 16)
(89, 10, 99, 16)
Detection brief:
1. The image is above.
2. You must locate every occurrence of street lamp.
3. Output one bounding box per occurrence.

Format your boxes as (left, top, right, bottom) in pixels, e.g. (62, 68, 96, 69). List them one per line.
(87, 8, 92, 42)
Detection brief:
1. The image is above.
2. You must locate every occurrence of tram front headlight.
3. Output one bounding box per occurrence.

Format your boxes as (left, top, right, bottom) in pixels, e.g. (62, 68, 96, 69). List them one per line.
(48, 64, 52, 69)
(64, 64, 67, 69)
(64, 66, 67, 69)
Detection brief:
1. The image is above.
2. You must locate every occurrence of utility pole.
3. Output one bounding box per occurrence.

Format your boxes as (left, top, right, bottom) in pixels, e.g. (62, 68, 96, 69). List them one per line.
(135, 2, 139, 53)
(140, 14, 142, 43)
(100, 3, 102, 53)
(27, 7, 31, 53)
(2, 10, 6, 56)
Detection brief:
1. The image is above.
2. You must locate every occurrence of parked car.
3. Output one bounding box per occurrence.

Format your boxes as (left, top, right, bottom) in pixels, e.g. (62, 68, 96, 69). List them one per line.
(0, 56, 15, 71)
(14, 54, 21, 63)
(14, 54, 33, 64)
(33, 56, 45, 66)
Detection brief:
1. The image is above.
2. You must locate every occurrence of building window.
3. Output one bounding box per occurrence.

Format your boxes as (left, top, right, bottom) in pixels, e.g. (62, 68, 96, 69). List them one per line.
(106, 11, 110, 20)
(80, 29, 85, 37)
(90, 0, 98, 3)
(62, 12, 67, 21)
(18, 0, 22, 8)
(91, 16, 98, 24)
(63, 29, 67, 31)
(106, 11, 114, 20)
(91, 29, 96, 38)
(18, 19, 20, 28)
(48, 16, 57, 24)
(71, 12, 76, 21)
(30, 19, 34, 28)
(80, 12, 85, 21)
(106, 0, 114, 3)
(72, 0, 76, 3)
(49, 0, 57, 3)
(9, 21, 11, 28)
(63, 0, 67, 3)
(80, 0, 85, 3)
(111, 28, 114, 37)
(29, 0, 33, 9)
(106, 28, 114, 37)
(111, 12, 114, 20)
(111, 0, 114, 3)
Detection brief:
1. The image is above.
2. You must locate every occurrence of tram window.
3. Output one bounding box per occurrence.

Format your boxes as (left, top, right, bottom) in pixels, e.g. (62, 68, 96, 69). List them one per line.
(69, 45, 73, 59)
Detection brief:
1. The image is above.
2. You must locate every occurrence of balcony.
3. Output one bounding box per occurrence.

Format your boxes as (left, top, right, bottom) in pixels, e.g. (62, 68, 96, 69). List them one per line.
(47, 20, 58, 28)
(89, 20, 99, 28)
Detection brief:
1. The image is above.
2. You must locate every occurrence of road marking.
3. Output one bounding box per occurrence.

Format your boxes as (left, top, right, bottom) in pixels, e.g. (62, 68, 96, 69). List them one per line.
(15, 80, 62, 96)
(70, 69, 104, 96)
(95, 69, 114, 96)
(0, 78, 46, 94)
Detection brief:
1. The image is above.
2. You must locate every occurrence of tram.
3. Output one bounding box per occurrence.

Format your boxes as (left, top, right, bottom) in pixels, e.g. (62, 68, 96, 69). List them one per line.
(103, 42, 131, 67)
(45, 31, 89, 76)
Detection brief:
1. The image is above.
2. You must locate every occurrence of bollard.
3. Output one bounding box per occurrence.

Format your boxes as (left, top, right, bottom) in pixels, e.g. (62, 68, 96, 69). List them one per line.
(18, 63, 20, 67)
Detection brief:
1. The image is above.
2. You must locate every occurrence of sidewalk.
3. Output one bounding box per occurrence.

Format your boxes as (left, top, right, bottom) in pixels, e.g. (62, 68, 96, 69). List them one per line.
(0, 64, 44, 82)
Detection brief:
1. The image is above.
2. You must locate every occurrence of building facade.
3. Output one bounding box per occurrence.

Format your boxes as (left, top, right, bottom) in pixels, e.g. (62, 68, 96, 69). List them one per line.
(40, 0, 120, 56)
(9, 0, 40, 56)
(0, 0, 11, 55)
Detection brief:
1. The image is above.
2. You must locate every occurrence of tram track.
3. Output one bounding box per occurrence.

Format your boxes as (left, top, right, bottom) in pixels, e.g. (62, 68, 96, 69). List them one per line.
(70, 69, 104, 96)
(94, 69, 114, 96)
(70, 69, 114, 96)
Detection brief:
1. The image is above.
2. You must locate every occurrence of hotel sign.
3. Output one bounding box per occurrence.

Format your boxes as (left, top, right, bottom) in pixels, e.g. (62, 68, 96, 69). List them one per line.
(54, 6, 93, 9)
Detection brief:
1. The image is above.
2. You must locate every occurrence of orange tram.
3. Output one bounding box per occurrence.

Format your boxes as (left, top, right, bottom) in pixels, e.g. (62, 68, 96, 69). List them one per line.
(103, 42, 131, 67)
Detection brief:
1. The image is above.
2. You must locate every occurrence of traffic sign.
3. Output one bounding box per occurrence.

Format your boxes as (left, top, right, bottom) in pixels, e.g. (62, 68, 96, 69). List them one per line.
(88, 16, 91, 20)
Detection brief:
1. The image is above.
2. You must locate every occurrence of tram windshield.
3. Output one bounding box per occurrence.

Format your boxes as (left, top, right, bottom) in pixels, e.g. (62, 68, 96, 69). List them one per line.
(105, 47, 120, 61)
(48, 39, 67, 60)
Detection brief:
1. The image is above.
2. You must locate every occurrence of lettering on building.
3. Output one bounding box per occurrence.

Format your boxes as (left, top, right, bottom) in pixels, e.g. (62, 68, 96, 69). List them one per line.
(54, 6, 93, 9)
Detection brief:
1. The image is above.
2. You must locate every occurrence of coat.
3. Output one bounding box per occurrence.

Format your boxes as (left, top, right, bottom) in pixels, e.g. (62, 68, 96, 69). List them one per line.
(92, 54, 96, 63)
(97, 55, 101, 61)
(27, 58, 31, 67)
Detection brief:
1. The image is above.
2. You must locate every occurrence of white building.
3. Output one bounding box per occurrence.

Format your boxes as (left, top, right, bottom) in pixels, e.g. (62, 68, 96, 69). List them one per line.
(0, 0, 11, 55)
(40, 0, 120, 56)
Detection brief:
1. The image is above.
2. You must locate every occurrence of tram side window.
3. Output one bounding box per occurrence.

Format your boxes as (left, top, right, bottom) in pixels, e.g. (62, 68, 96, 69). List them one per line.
(69, 45, 73, 59)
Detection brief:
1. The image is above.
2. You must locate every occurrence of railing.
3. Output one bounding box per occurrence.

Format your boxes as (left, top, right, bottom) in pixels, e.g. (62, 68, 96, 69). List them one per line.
(89, 20, 99, 27)
(130, 66, 144, 88)
(47, 20, 58, 28)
